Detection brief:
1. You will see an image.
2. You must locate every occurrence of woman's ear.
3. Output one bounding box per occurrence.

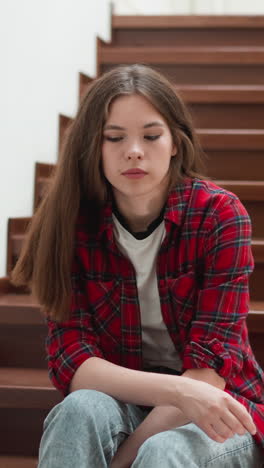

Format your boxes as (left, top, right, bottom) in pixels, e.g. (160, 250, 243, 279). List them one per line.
(171, 144, 177, 157)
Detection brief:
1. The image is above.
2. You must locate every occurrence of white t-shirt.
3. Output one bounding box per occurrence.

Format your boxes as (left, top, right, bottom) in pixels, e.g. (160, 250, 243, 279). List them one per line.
(113, 213, 182, 372)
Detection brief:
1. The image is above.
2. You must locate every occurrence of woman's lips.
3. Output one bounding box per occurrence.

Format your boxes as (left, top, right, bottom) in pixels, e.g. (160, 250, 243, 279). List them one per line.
(122, 169, 147, 179)
(122, 172, 147, 179)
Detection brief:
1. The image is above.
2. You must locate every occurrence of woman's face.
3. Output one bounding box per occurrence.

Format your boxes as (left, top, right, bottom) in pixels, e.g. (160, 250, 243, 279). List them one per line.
(102, 93, 176, 204)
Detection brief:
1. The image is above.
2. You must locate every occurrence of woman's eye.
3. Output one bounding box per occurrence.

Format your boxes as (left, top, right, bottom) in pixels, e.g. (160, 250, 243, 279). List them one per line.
(145, 135, 160, 141)
(105, 136, 123, 142)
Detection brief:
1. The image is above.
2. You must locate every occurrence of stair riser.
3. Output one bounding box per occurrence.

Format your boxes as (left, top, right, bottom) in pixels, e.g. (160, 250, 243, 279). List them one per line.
(0, 408, 47, 456)
(189, 103, 264, 129)
(112, 29, 264, 47)
(249, 333, 264, 370)
(100, 64, 264, 85)
(0, 326, 47, 368)
(205, 151, 264, 181)
(245, 202, 264, 238)
(249, 266, 264, 302)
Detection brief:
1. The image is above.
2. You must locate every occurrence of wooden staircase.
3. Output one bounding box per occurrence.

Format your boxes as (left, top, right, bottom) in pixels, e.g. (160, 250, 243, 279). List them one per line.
(1, 15, 264, 465)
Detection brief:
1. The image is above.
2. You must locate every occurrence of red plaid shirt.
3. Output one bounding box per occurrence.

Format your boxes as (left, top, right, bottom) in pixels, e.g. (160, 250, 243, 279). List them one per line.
(46, 178, 264, 450)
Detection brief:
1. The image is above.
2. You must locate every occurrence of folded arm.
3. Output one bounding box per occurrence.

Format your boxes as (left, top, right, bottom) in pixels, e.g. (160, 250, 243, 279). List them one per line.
(109, 368, 228, 468)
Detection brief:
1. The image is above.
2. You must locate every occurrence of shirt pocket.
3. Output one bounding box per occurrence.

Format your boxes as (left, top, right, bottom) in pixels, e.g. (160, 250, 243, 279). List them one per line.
(167, 270, 197, 328)
(85, 279, 122, 350)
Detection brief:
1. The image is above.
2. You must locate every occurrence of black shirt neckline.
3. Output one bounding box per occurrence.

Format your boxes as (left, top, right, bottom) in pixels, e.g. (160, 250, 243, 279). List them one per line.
(112, 201, 165, 240)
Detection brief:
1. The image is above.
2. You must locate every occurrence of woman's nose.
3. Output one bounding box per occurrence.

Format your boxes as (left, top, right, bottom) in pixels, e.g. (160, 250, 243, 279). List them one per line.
(125, 143, 144, 160)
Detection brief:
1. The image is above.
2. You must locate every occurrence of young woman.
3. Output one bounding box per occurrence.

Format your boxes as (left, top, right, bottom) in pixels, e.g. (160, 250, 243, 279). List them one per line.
(12, 64, 264, 467)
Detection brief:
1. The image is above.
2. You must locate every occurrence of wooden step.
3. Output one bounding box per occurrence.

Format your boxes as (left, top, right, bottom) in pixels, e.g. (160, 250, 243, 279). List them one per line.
(98, 43, 264, 84)
(199, 130, 264, 181)
(246, 302, 264, 370)
(177, 84, 264, 103)
(33, 162, 54, 211)
(251, 239, 264, 263)
(58, 114, 73, 152)
(198, 128, 264, 150)
(0, 368, 62, 456)
(100, 45, 264, 65)
(215, 181, 264, 201)
(77, 82, 264, 129)
(0, 368, 61, 409)
(213, 182, 264, 239)
(0, 292, 43, 324)
(7, 218, 31, 276)
(79, 72, 93, 102)
(0, 456, 38, 468)
(112, 15, 264, 47)
(0, 291, 47, 368)
(186, 99, 264, 130)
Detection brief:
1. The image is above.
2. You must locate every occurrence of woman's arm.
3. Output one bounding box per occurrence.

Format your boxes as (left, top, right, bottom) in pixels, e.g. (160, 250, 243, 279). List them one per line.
(70, 356, 256, 441)
(109, 368, 238, 468)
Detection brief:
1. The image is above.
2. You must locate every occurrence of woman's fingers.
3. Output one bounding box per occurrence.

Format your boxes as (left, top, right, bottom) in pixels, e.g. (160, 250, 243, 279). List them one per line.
(202, 423, 227, 443)
(223, 412, 248, 435)
(209, 418, 235, 440)
(228, 399, 257, 435)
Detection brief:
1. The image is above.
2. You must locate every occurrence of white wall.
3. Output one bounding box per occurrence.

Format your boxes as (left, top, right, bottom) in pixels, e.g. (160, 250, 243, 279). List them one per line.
(113, 0, 264, 14)
(0, 0, 111, 277)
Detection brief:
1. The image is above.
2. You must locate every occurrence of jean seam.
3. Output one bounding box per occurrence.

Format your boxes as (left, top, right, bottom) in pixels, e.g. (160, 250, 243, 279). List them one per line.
(204, 440, 257, 466)
(103, 424, 131, 456)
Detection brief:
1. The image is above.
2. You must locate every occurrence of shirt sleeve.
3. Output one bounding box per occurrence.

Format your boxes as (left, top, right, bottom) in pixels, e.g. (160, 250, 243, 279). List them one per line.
(46, 251, 104, 396)
(182, 195, 254, 379)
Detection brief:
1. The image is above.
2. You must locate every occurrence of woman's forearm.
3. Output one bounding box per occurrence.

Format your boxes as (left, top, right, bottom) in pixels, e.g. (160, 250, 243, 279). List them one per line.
(70, 356, 185, 407)
(130, 405, 189, 444)
(120, 368, 225, 451)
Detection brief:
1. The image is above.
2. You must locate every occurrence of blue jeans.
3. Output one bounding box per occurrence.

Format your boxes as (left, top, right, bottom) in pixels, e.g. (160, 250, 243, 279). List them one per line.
(38, 389, 263, 467)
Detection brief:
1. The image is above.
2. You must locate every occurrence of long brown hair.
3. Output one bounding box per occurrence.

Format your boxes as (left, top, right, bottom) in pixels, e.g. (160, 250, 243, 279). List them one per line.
(11, 64, 207, 321)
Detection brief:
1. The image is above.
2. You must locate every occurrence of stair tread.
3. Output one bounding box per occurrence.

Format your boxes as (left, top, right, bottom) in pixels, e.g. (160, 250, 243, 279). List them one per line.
(175, 84, 264, 103)
(0, 368, 62, 409)
(215, 180, 264, 186)
(214, 180, 264, 201)
(0, 368, 52, 388)
(0, 292, 44, 325)
(250, 301, 264, 311)
(0, 456, 38, 468)
(103, 45, 264, 51)
(0, 293, 39, 307)
(112, 15, 264, 29)
(197, 129, 264, 149)
(100, 44, 264, 64)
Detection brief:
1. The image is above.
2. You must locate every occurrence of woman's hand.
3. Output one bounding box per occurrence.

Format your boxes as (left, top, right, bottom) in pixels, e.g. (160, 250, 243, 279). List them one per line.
(177, 377, 257, 443)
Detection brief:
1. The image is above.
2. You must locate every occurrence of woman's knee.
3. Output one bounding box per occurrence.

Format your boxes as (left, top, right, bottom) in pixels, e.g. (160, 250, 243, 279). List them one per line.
(44, 389, 115, 431)
(63, 388, 113, 413)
